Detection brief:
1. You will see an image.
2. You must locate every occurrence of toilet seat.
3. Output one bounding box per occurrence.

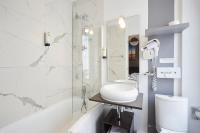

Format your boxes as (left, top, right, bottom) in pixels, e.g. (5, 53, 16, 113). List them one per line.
(160, 128, 187, 133)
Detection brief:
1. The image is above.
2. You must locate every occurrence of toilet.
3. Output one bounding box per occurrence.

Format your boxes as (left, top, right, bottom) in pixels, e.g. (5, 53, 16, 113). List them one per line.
(155, 94, 188, 133)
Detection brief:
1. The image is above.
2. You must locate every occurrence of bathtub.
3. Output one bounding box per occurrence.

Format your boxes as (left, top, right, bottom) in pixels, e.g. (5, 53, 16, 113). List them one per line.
(0, 98, 73, 133)
(67, 103, 104, 133)
(0, 96, 101, 133)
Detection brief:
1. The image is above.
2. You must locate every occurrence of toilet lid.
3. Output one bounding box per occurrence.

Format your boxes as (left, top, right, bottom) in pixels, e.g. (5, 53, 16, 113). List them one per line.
(160, 128, 186, 133)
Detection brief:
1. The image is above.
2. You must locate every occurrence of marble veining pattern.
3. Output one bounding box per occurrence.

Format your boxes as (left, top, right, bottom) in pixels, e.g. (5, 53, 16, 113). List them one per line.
(30, 47, 50, 67)
(0, 92, 44, 109)
(46, 66, 56, 75)
(30, 33, 68, 67)
(0, 0, 72, 128)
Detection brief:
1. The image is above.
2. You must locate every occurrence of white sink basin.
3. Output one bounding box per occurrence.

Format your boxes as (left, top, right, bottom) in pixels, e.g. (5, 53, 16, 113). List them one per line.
(100, 81, 138, 103)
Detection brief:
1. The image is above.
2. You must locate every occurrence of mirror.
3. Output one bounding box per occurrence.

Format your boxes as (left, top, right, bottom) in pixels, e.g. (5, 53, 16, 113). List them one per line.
(106, 15, 140, 81)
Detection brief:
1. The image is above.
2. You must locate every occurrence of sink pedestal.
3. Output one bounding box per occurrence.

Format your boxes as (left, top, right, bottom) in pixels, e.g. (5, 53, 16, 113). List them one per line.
(89, 93, 143, 133)
(117, 106, 121, 121)
(103, 109, 134, 133)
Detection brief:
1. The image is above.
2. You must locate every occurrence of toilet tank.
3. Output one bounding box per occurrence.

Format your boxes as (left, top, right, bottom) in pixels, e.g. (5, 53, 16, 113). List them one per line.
(155, 94, 188, 132)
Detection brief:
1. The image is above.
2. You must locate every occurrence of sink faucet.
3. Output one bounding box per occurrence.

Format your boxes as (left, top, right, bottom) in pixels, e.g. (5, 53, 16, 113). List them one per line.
(128, 73, 139, 89)
(128, 73, 139, 80)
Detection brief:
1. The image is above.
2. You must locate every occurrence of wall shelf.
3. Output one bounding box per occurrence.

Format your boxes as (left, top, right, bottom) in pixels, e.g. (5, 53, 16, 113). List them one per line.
(89, 93, 143, 110)
(145, 23, 189, 37)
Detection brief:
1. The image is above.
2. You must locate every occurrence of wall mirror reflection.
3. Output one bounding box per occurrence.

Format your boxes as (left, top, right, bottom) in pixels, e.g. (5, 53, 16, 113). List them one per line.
(106, 15, 140, 81)
(128, 35, 139, 74)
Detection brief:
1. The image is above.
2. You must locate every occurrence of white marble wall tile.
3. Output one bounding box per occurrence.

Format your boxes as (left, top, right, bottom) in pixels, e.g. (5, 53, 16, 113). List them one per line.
(0, 32, 43, 66)
(0, 0, 72, 128)
(44, 36, 72, 67)
(0, 6, 44, 47)
(0, 95, 38, 128)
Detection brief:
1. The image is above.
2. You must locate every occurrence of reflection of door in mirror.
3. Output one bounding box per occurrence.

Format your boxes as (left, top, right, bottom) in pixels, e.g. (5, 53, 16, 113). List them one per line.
(128, 35, 139, 74)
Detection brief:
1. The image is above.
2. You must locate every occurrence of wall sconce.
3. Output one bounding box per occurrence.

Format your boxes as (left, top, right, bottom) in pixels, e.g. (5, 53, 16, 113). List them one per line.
(44, 32, 51, 46)
(101, 47, 107, 59)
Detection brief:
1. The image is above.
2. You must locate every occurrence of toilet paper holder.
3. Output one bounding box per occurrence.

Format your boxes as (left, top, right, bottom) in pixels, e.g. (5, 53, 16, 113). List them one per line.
(192, 107, 200, 120)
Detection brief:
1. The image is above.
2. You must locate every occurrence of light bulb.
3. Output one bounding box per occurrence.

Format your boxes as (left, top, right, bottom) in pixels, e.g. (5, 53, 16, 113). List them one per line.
(85, 28, 89, 33)
(118, 17, 124, 25)
(118, 17, 126, 29)
(120, 22, 126, 29)
(89, 30, 94, 35)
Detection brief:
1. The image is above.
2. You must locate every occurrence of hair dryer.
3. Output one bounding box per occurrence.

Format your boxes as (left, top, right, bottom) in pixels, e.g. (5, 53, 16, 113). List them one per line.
(142, 39, 160, 91)
(141, 39, 160, 57)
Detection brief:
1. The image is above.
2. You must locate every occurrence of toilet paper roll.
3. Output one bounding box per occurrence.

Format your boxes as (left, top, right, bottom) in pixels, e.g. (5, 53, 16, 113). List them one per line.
(195, 109, 200, 120)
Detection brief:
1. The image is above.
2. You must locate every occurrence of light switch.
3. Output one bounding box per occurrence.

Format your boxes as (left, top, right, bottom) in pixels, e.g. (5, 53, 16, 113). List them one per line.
(157, 67, 181, 79)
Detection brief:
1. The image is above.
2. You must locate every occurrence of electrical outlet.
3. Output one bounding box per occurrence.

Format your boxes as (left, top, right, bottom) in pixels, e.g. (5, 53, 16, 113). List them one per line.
(157, 67, 181, 79)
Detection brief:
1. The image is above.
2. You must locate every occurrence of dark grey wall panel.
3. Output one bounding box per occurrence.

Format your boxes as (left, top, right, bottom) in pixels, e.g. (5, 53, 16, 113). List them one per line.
(149, 0, 174, 28)
(148, 0, 174, 132)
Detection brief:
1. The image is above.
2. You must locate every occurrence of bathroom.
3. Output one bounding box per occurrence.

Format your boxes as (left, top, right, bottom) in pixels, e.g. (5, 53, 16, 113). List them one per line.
(0, 0, 199, 133)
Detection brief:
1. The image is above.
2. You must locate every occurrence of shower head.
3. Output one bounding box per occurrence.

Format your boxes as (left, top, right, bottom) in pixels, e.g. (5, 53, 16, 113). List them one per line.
(74, 13, 88, 21)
